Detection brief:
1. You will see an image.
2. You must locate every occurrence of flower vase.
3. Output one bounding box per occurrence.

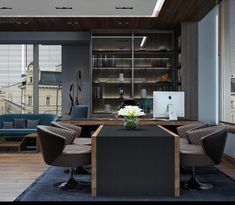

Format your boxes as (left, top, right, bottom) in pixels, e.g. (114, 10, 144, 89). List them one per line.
(124, 118, 138, 130)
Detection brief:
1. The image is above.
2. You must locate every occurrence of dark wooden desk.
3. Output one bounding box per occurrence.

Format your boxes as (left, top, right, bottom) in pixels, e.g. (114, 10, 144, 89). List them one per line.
(92, 125, 180, 197)
(66, 118, 198, 126)
(63, 118, 198, 137)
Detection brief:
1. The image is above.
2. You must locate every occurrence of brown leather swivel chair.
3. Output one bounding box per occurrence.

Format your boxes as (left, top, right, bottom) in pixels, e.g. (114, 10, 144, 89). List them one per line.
(37, 125, 91, 191)
(180, 125, 228, 190)
(51, 121, 91, 174)
(51, 121, 91, 145)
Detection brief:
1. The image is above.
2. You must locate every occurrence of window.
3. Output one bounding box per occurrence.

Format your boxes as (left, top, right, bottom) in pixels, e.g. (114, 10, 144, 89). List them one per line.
(220, 0, 235, 124)
(29, 77, 33, 83)
(28, 96, 32, 106)
(46, 96, 50, 106)
(39, 45, 62, 115)
(0, 44, 33, 114)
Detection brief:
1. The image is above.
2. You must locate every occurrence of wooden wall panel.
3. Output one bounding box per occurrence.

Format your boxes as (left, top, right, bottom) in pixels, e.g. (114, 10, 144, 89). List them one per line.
(181, 22, 198, 120)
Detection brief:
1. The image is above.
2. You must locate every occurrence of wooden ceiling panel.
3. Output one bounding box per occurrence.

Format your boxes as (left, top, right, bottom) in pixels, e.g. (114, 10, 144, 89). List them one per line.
(0, 0, 223, 31)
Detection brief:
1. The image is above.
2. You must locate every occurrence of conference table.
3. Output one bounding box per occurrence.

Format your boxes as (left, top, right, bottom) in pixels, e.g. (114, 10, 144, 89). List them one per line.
(92, 124, 180, 197)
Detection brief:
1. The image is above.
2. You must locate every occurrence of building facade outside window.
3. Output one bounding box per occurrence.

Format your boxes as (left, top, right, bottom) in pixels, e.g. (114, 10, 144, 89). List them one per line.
(28, 96, 32, 106)
(46, 96, 51, 106)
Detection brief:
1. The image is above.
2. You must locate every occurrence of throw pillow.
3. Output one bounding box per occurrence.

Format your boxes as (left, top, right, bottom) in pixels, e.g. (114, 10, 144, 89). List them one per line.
(14, 119, 26, 129)
(27, 119, 40, 129)
(3, 121, 14, 129)
(47, 126, 76, 145)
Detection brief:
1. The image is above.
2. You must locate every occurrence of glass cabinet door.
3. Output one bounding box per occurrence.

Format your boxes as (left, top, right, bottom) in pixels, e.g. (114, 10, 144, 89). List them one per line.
(133, 32, 175, 114)
(92, 35, 132, 115)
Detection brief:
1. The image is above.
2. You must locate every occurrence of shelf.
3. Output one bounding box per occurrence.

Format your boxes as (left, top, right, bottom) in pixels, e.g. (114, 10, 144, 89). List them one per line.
(134, 67, 173, 70)
(93, 50, 132, 54)
(92, 67, 173, 70)
(92, 67, 131, 70)
(91, 32, 176, 115)
(134, 50, 174, 55)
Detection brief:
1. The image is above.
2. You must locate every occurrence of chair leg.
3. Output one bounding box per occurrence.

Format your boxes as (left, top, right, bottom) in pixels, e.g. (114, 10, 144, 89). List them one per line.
(54, 168, 89, 191)
(184, 167, 213, 191)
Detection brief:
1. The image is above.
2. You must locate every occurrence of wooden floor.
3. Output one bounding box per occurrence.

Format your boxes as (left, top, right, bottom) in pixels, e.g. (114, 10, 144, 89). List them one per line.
(0, 153, 234, 202)
(0, 153, 48, 201)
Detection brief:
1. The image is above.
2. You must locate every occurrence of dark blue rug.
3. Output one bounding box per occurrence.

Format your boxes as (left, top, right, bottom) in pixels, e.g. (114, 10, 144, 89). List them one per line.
(15, 167, 235, 202)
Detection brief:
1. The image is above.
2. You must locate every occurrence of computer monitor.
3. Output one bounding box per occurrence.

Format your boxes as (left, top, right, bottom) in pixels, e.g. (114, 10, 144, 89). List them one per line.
(153, 91, 185, 120)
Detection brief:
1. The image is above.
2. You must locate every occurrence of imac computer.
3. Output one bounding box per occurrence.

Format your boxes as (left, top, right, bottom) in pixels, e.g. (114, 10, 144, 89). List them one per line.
(153, 91, 185, 120)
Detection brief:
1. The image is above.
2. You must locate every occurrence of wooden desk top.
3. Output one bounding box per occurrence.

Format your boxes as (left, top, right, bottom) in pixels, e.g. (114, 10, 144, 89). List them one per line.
(62, 118, 199, 126)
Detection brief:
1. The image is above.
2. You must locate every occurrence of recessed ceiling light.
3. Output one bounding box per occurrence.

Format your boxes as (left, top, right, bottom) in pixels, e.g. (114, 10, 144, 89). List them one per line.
(115, 6, 133, 10)
(152, 0, 165, 17)
(0, 7, 12, 10)
(55, 7, 72, 10)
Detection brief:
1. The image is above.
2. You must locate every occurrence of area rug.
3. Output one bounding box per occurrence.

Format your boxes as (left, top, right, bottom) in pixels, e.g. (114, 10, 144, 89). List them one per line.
(15, 167, 235, 202)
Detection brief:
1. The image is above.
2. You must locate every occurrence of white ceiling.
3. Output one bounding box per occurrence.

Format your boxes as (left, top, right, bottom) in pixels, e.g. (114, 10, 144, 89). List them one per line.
(0, 0, 160, 17)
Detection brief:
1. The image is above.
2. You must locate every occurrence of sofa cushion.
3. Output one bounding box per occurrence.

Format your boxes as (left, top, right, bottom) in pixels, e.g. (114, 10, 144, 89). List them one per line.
(3, 121, 13, 129)
(14, 118, 26, 129)
(27, 119, 40, 129)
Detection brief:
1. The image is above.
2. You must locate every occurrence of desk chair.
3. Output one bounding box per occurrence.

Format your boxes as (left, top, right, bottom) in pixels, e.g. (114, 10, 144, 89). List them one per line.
(51, 121, 91, 175)
(37, 125, 91, 191)
(180, 125, 228, 190)
(69, 105, 88, 120)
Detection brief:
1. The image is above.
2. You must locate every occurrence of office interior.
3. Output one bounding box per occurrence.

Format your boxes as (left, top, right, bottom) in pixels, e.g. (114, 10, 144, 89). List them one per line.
(0, 0, 235, 202)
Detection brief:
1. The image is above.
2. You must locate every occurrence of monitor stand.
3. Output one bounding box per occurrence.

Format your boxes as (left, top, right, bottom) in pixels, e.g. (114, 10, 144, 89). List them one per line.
(167, 104, 178, 121)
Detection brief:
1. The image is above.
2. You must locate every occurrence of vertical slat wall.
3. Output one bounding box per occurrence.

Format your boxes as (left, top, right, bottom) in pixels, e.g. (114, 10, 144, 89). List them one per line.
(181, 22, 198, 120)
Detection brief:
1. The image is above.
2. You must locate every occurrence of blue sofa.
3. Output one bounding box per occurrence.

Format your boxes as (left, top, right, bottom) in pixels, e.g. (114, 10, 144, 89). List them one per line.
(0, 114, 59, 139)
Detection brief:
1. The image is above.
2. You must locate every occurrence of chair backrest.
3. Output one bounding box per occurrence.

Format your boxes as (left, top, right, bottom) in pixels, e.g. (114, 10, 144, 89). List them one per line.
(37, 125, 65, 165)
(68, 105, 88, 120)
(51, 121, 82, 138)
(201, 125, 228, 165)
(177, 121, 209, 138)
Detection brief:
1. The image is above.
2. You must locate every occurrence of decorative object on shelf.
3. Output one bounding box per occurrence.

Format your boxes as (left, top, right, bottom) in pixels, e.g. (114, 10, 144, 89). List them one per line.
(119, 87, 124, 99)
(141, 89, 147, 99)
(94, 86, 103, 99)
(118, 105, 145, 130)
(119, 73, 124, 82)
(104, 104, 111, 113)
(159, 73, 169, 82)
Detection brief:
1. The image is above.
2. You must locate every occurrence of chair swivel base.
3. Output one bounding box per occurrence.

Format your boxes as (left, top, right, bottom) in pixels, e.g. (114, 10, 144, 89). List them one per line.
(64, 166, 90, 175)
(184, 176, 213, 191)
(54, 177, 90, 192)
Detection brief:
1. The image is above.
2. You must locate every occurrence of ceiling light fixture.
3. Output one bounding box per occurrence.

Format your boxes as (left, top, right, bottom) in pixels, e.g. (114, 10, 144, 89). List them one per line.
(115, 6, 133, 10)
(140, 36, 147, 47)
(55, 6, 72, 10)
(152, 0, 165, 17)
(0, 7, 12, 9)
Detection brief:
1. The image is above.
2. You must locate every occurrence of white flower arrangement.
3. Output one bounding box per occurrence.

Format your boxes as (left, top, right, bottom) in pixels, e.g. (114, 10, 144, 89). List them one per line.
(118, 105, 145, 119)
